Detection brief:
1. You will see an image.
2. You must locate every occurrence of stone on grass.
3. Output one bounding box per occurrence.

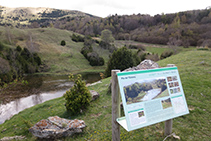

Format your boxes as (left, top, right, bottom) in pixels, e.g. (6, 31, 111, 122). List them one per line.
(29, 116, 86, 139)
(90, 90, 100, 101)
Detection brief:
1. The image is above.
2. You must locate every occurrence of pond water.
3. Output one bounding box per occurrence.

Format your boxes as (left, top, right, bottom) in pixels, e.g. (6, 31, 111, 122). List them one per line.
(0, 73, 101, 124)
(141, 88, 161, 101)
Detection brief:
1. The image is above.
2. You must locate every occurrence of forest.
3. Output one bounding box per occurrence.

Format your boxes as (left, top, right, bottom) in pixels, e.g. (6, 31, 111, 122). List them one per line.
(1, 7, 211, 47)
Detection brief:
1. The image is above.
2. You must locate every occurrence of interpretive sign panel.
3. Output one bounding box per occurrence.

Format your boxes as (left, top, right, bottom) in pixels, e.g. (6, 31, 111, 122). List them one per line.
(116, 67, 189, 131)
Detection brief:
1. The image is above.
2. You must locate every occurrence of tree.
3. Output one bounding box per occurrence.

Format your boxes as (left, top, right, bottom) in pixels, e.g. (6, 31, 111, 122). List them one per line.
(105, 47, 139, 77)
(64, 74, 91, 114)
(101, 29, 114, 44)
(60, 40, 66, 46)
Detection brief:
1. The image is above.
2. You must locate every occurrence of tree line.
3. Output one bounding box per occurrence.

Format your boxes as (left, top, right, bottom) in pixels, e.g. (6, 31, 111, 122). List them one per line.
(2, 8, 210, 47)
(27, 8, 211, 47)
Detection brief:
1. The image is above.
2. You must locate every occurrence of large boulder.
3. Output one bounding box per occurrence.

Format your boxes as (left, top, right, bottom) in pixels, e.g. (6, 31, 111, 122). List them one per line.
(29, 116, 86, 139)
(123, 59, 159, 72)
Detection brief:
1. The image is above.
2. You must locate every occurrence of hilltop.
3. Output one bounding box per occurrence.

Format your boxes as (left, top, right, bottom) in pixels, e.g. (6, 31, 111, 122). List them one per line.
(0, 6, 98, 27)
(1, 6, 210, 48)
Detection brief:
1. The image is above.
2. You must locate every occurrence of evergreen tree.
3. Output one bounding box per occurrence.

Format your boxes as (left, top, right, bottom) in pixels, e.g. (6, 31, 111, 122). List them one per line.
(105, 47, 139, 77)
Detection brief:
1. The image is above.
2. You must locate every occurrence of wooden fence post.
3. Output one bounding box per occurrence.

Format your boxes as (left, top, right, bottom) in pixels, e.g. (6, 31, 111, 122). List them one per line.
(164, 64, 175, 136)
(112, 70, 121, 141)
(165, 119, 173, 136)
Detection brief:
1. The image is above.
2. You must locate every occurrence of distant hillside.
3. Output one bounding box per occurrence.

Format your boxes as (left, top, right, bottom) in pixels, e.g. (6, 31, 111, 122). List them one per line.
(0, 6, 99, 27)
(1, 6, 210, 48)
(0, 26, 110, 76)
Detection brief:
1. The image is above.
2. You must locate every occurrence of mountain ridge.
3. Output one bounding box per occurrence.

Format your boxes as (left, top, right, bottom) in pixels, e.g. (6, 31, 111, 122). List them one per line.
(0, 5, 98, 26)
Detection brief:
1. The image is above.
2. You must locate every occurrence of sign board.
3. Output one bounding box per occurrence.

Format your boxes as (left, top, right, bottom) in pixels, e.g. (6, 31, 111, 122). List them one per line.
(117, 67, 189, 131)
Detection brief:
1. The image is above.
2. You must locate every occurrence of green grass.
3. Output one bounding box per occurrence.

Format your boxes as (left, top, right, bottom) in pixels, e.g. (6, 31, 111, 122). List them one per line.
(0, 49, 211, 140)
(114, 40, 195, 56)
(0, 27, 109, 75)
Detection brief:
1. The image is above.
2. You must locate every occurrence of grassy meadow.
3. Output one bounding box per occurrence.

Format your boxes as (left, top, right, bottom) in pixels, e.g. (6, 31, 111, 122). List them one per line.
(0, 27, 110, 75)
(0, 49, 211, 140)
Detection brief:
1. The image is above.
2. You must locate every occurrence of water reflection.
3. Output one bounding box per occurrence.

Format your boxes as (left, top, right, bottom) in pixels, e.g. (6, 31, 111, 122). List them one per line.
(0, 90, 66, 124)
(0, 73, 101, 124)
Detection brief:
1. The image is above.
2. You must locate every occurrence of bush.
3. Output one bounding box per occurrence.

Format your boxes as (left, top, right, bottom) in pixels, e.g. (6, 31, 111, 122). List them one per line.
(72, 34, 84, 42)
(87, 52, 104, 66)
(160, 51, 173, 60)
(61, 40, 66, 46)
(64, 74, 91, 114)
(81, 45, 93, 59)
(16, 45, 22, 52)
(128, 44, 145, 51)
(99, 41, 117, 53)
(33, 53, 42, 65)
(81, 42, 104, 66)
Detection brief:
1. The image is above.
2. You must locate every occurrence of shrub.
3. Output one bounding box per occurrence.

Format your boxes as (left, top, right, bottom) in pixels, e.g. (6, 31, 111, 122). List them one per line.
(160, 51, 173, 60)
(64, 74, 91, 114)
(81, 45, 93, 59)
(61, 40, 66, 46)
(87, 52, 104, 66)
(128, 44, 145, 51)
(197, 46, 209, 51)
(72, 34, 84, 42)
(99, 41, 116, 53)
(16, 45, 22, 52)
(33, 53, 42, 65)
(81, 39, 104, 66)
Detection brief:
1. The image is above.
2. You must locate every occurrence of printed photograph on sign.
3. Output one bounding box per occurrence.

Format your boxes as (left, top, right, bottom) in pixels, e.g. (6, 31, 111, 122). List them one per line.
(123, 77, 169, 105)
(161, 98, 172, 109)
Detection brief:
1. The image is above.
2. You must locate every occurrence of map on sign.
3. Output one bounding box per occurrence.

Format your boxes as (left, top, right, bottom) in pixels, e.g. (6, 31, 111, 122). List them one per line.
(117, 67, 189, 131)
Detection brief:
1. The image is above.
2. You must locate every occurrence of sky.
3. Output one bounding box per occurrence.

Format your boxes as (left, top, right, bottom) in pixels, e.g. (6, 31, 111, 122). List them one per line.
(1, 0, 210, 17)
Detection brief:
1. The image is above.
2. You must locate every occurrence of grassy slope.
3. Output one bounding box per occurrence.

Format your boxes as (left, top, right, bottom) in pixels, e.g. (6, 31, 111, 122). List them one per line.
(114, 40, 195, 56)
(0, 27, 110, 74)
(0, 50, 211, 140)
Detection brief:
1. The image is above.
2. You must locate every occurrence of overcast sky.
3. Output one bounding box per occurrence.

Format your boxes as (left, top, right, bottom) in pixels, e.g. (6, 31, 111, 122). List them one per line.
(1, 0, 210, 17)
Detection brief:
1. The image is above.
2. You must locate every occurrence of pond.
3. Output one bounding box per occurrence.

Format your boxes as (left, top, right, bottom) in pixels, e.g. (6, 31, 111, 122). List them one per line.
(0, 73, 101, 124)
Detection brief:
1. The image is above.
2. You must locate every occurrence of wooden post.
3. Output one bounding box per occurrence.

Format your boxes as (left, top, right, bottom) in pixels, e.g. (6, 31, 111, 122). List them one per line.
(164, 64, 175, 136)
(165, 119, 173, 136)
(112, 70, 121, 141)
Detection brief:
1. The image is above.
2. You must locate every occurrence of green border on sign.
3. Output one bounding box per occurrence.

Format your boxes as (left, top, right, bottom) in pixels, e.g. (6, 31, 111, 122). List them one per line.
(117, 67, 178, 76)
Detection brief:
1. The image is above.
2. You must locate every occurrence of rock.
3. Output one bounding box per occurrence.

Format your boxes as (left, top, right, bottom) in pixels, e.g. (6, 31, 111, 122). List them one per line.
(90, 90, 100, 101)
(29, 116, 86, 139)
(0, 136, 25, 141)
(123, 59, 159, 72)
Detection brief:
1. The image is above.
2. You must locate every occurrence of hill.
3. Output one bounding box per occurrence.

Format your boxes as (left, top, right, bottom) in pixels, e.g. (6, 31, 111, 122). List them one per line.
(0, 50, 210, 140)
(1, 6, 210, 48)
(0, 6, 99, 27)
(0, 26, 110, 75)
(1, 6, 211, 48)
